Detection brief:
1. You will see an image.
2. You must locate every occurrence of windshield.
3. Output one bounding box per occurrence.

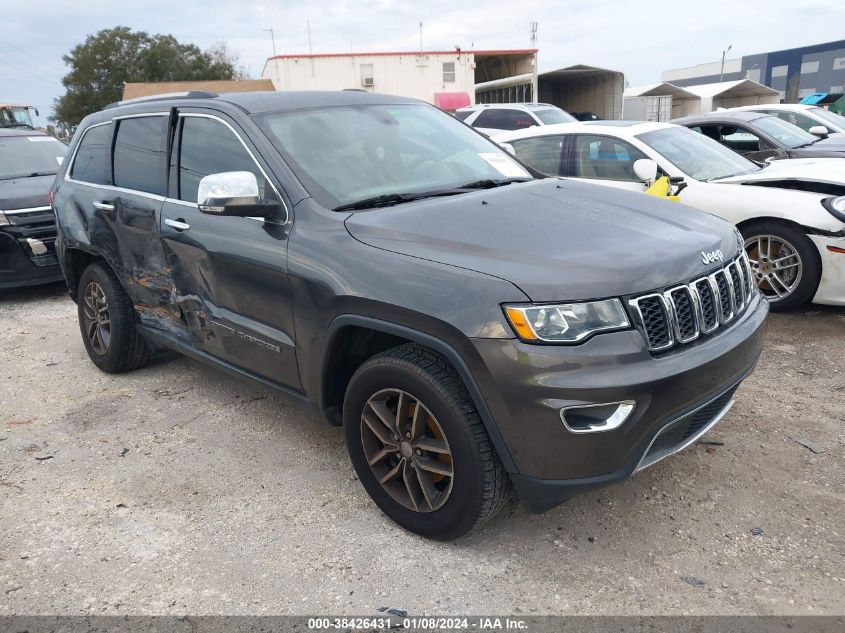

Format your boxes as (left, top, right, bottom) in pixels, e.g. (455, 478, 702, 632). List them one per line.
(637, 126, 759, 181)
(753, 115, 818, 148)
(809, 106, 845, 130)
(0, 107, 34, 128)
(256, 104, 531, 209)
(0, 134, 66, 180)
(534, 108, 577, 125)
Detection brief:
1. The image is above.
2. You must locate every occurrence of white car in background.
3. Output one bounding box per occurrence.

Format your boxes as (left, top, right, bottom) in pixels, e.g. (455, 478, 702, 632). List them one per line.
(725, 103, 845, 138)
(494, 121, 845, 310)
(454, 103, 576, 136)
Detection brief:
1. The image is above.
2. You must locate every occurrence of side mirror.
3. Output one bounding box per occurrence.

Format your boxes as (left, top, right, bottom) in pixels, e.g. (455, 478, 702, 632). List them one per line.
(808, 125, 829, 138)
(499, 142, 517, 156)
(633, 158, 659, 184)
(197, 171, 277, 217)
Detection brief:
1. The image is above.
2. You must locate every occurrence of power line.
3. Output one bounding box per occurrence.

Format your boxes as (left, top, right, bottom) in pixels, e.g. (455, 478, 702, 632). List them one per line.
(0, 47, 63, 84)
(0, 37, 65, 74)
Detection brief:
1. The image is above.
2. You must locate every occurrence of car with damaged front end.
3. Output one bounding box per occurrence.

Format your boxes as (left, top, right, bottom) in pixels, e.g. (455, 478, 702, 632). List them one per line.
(51, 90, 768, 540)
(0, 129, 66, 289)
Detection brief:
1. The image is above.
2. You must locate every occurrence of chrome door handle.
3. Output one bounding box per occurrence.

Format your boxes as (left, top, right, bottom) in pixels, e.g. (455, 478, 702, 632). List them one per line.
(164, 218, 191, 231)
(92, 201, 114, 211)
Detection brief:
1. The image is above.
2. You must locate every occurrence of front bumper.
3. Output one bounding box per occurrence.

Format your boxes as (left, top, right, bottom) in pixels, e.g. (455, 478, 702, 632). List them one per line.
(0, 208, 63, 290)
(471, 294, 768, 513)
(810, 234, 845, 306)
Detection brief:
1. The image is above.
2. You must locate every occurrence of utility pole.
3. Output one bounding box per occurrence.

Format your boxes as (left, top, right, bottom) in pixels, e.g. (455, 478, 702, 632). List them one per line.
(263, 28, 277, 59)
(529, 22, 538, 103)
(263, 28, 279, 87)
(307, 20, 314, 76)
(720, 44, 732, 83)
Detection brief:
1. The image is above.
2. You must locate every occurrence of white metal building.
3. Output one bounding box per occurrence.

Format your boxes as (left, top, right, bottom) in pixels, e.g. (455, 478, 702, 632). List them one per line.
(538, 65, 624, 119)
(624, 79, 780, 119)
(261, 49, 539, 108)
(623, 83, 700, 120)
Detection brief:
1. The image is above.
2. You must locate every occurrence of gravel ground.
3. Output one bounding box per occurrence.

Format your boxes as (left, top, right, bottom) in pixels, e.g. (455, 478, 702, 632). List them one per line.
(1, 282, 843, 616)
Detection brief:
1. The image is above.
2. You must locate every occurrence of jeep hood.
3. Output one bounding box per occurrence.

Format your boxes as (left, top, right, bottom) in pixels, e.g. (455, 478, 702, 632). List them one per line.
(344, 179, 737, 301)
(712, 157, 845, 188)
(0, 174, 53, 210)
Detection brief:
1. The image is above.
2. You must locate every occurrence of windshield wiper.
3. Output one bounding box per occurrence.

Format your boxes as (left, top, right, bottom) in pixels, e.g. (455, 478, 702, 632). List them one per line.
(333, 178, 531, 211)
(27, 171, 58, 177)
(452, 177, 532, 189)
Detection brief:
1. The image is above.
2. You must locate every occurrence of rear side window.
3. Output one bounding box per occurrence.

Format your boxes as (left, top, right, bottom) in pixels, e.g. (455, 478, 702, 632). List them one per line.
(70, 123, 112, 185)
(511, 135, 565, 175)
(472, 109, 510, 130)
(509, 110, 537, 130)
(177, 116, 267, 203)
(113, 116, 168, 195)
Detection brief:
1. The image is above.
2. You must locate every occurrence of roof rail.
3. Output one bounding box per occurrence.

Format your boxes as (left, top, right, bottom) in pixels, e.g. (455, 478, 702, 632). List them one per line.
(105, 91, 219, 109)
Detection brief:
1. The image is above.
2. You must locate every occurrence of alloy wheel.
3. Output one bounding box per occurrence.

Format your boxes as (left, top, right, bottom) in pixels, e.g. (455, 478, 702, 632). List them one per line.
(744, 234, 803, 302)
(360, 388, 454, 513)
(82, 281, 111, 355)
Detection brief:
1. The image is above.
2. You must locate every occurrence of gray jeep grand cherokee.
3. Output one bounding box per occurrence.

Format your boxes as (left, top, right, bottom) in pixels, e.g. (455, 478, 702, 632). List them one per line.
(51, 91, 768, 539)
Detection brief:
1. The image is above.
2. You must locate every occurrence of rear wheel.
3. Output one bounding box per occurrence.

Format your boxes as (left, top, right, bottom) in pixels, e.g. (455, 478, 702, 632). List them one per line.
(343, 344, 510, 540)
(77, 263, 151, 373)
(741, 221, 821, 311)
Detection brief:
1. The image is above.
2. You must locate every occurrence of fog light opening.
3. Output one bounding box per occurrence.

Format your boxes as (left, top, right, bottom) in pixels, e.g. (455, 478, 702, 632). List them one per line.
(561, 401, 636, 434)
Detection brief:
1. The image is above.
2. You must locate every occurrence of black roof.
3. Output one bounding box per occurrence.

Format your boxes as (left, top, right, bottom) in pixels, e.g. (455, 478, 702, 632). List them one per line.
(0, 127, 48, 138)
(106, 90, 424, 117)
(672, 111, 767, 125)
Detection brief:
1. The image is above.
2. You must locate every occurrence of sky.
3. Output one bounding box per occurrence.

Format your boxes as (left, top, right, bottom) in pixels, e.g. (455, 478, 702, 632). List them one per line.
(3, 0, 845, 126)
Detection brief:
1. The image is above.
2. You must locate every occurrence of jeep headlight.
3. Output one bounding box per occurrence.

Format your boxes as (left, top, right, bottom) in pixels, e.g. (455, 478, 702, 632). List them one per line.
(822, 195, 845, 223)
(504, 299, 630, 343)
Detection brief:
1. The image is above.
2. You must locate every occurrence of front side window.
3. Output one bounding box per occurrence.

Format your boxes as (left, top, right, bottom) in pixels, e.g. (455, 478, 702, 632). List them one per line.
(256, 103, 531, 209)
(637, 126, 759, 181)
(570, 134, 647, 181)
(511, 135, 565, 176)
(113, 116, 167, 195)
(442, 62, 456, 83)
(717, 125, 766, 153)
(0, 134, 66, 180)
(763, 110, 819, 133)
(70, 123, 112, 185)
(808, 106, 845, 130)
(177, 116, 267, 203)
(753, 116, 817, 149)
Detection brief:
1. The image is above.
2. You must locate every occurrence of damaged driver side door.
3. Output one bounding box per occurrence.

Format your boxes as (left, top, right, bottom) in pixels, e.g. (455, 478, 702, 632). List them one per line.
(159, 111, 300, 391)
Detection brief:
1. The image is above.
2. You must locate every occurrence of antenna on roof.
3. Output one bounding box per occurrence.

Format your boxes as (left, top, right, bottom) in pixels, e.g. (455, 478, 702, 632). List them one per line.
(529, 21, 538, 47)
(419, 21, 423, 54)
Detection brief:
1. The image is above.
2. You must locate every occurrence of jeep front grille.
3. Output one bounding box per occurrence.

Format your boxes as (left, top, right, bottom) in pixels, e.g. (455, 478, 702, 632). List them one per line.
(628, 254, 756, 352)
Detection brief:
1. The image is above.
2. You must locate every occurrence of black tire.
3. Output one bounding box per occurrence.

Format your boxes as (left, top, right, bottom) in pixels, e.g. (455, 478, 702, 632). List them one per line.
(343, 343, 510, 540)
(740, 221, 821, 312)
(77, 262, 151, 373)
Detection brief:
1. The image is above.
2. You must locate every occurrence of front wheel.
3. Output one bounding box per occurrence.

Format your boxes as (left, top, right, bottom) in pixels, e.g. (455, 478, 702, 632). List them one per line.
(343, 344, 510, 540)
(741, 221, 821, 311)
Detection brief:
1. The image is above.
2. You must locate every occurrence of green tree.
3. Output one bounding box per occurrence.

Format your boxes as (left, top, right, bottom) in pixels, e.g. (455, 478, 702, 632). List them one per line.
(53, 26, 245, 127)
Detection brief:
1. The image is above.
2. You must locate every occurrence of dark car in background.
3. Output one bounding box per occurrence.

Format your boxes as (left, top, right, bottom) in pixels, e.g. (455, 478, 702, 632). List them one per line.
(0, 129, 66, 289)
(52, 91, 767, 539)
(673, 111, 845, 162)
